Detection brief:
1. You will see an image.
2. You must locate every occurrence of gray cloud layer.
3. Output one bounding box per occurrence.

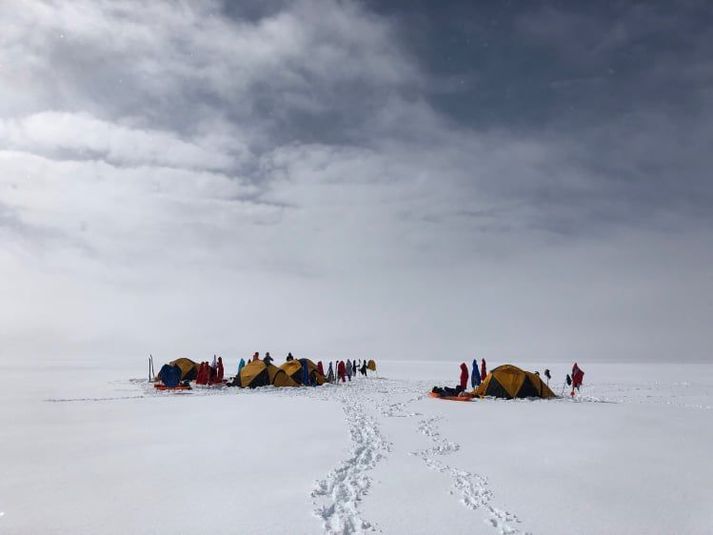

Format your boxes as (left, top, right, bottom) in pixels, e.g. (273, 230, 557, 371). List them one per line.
(1, 0, 711, 362)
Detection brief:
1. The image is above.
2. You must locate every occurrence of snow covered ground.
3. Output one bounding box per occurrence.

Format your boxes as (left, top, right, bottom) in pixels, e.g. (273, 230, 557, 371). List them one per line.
(1, 360, 712, 534)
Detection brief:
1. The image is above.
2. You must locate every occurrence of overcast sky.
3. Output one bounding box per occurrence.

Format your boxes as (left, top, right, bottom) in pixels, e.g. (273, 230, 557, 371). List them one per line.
(1, 0, 711, 363)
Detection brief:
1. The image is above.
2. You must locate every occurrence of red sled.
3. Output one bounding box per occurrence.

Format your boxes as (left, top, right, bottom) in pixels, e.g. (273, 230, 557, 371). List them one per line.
(154, 383, 192, 391)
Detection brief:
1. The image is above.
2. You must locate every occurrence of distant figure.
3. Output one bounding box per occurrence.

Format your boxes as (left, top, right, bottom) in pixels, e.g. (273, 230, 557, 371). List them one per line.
(286, 352, 294, 361)
(571, 363, 585, 396)
(480, 358, 487, 380)
(346, 359, 353, 381)
(264, 352, 273, 366)
(252, 352, 260, 362)
(471, 358, 481, 388)
(217, 357, 224, 382)
(238, 358, 246, 375)
(317, 361, 325, 376)
(544, 369, 551, 385)
(352, 360, 357, 376)
(459, 362, 469, 390)
(360, 360, 367, 376)
(327, 362, 335, 383)
(299, 358, 311, 386)
(337, 361, 347, 383)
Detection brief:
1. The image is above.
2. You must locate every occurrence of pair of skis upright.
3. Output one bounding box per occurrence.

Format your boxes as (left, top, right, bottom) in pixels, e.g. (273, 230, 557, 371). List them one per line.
(148, 354, 155, 382)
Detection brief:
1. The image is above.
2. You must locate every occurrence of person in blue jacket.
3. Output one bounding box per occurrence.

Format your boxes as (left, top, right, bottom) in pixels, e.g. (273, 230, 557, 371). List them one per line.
(238, 358, 246, 375)
(299, 358, 311, 386)
(471, 358, 481, 388)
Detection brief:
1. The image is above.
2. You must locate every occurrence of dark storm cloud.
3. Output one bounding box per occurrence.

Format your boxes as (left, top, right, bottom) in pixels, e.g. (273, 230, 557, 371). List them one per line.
(364, 0, 713, 232)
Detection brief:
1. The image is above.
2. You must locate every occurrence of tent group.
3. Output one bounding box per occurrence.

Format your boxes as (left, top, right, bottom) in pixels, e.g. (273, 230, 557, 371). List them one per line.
(474, 364, 555, 399)
(231, 358, 326, 388)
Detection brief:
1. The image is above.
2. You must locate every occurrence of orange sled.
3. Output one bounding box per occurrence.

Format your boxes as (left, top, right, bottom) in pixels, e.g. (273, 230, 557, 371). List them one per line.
(428, 391, 474, 402)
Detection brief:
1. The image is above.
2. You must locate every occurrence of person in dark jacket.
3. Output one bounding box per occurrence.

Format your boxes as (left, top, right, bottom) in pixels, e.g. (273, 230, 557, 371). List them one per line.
(352, 360, 357, 376)
(264, 352, 273, 366)
(286, 352, 294, 361)
(360, 360, 367, 376)
(299, 358, 311, 386)
(217, 357, 224, 382)
(471, 358, 481, 388)
(327, 362, 335, 383)
(346, 359, 353, 381)
(459, 362, 469, 390)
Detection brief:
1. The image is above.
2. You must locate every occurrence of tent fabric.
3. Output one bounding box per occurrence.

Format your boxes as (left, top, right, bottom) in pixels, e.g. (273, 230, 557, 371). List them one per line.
(169, 358, 199, 381)
(268, 363, 298, 387)
(474, 364, 556, 399)
(367, 359, 376, 371)
(279, 360, 304, 382)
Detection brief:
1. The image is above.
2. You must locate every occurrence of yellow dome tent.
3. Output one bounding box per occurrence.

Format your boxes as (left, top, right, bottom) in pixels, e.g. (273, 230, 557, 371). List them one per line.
(235, 360, 297, 388)
(279, 359, 325, 386)
(474, 364, 556, 399)
(169, 358, 199, 381)
(367, 359, 376, 371)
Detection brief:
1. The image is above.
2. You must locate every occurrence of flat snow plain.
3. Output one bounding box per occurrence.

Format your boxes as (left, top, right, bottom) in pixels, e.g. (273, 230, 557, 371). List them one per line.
(1, 360, 711, 535)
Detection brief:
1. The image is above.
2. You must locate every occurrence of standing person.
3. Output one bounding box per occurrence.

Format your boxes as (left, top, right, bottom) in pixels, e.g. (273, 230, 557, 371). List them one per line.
(471, 358, 481, 388)
(238, 358, 246, 375)
(480, 358, 487, 380)
(286, 352, 294, 361)
(264, 352, 273, 366)
(360, 360, 367, 376)
(252, 352, 260, 362)
(459, 362, 469, 392)
(352, 360, 357, 376)
(327, 362, 335, 383)
(346, 359, 353, 381)
(337, 360, 346, 383)
(571, 363, 585, 396)
(217, 357, 224, 382)
(317, 361, 325, 376)
(299, 358, 311, 386)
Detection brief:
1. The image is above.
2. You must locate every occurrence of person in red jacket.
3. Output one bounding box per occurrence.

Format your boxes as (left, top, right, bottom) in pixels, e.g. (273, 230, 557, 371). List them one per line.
(337, 360, 347, 383)
(217, 357, 224, 382)
(480, 358, 487, 381)
(459, 362, 469, 391)
(317, 361, 324, 376)
(571, 362, 584, 396)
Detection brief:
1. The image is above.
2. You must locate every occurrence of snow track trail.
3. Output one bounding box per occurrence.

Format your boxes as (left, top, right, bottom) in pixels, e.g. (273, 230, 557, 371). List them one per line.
(370, 381, 531, 535)
(312, 383, 390, 535)
(411, 415, 530, 535)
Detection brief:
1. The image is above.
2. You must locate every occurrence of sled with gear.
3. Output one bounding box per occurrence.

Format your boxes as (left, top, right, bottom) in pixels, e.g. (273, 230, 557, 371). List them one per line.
(429, 390, 474, 402)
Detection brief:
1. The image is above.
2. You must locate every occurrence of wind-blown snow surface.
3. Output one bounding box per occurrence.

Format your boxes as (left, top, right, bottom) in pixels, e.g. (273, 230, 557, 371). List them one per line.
(1, 360, 712, 534)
